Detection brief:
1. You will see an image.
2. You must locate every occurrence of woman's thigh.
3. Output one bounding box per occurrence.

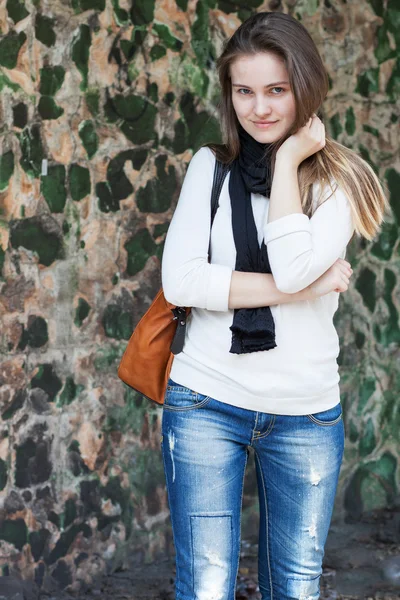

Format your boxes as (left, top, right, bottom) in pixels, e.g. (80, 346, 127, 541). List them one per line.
(161, 378, 252, 600)
(253, 402, 345, 600)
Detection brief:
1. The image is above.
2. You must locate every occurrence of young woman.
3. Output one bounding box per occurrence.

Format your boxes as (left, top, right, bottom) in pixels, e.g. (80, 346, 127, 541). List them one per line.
(160, 11, 388, 600)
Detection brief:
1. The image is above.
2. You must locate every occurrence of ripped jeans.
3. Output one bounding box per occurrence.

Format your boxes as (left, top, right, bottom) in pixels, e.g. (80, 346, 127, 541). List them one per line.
(161, 377, 345, 600)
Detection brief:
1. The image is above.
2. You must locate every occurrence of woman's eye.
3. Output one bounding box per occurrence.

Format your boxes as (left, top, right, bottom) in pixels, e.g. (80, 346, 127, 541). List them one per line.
(237, 87, 284, 95)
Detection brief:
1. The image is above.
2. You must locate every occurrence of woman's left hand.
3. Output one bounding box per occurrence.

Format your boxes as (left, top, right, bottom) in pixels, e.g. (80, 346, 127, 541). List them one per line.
(276, 114, 326, 167)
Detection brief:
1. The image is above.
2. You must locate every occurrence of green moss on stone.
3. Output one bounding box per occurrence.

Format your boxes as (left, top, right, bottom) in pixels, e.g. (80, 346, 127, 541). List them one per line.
(107, 149, 147, 202)
(0, 150, 14, 191)
(58, 376, 83, 407)
(150, 44, 166, 61)
(329, 113, 342, 139)
(31, 364, 62, 401)
(345, 106, 356, 136)
(41, 165, 67, 213)
(109, 94, 157, 145)
(147, 82, 158, 103)
(74, 297, 91, 327)
(64, 498, 77, 528)
(6, 0, 29, 23)
(85, 89, 100, 116)
(370, 221, 397, 260)
(0, 31, 26, 69)
(354, 330, 365, 349)
(96, 182, 119, 213)
(380, 268, 400, 346)
(362, 124, 380, 138)
(364, 451, 398, 506)
(367, 0, 384, 16)
(2, 390, 25, 420)
(349, 420, 359, 443)
(0, 519, 27, 551)
(177, 92, 221, 152)
(13, 102, 27, 128)
(120, 39, 136, 60)
(153, 222, 169, 238)
(35, 14, 56, 47)
(0, 71, 20, 93)
(136, 154, 177, 213)
(38, 96, 64, 120)
(18, 316, 49, 350)
(102, 305, 133, 340)
(359, 418, 376, 457)
(191, 1, 210, 67)
(10, 217, 63, 266)
(357, 377, 375, 415)
(19, 124, 45, 178)
(355, 267, 376, 313)
(130, 0, 154, 24)
(94, 344, 124, 371)
(46, 524, 88, 566)
(163, 91, 175, 106)
(374, 24, 396, 64)
(29, 529, 50, 561)
(386, 59, 400, 104)
(153, 23, 183, 52)
(111, 0, 130, 23)
(356, 67, 380, 97)
(72, 25, 91, 90)
(78, 120, 98, 158)
(39, 66, 65, 96)
(69, 164, 91, 201)
(0, 459, 7, 491)
(386, 168, 400, 225)
(124, 228, 157, 276)
(80, 0, 106, 10)
(0, 247, 5, 278)
(176, 0, 188, 9)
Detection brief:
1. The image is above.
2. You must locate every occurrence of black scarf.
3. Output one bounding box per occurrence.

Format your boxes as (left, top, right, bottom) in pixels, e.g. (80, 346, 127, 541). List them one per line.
(229, 123, 277, 354)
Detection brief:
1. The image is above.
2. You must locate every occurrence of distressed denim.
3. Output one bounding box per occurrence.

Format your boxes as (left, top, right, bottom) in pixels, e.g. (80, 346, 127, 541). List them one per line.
(161, 377, 345, 600)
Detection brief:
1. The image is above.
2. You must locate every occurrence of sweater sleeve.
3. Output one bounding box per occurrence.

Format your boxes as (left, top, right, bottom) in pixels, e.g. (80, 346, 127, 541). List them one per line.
(263, 181, 355, 294)
(161, 146, 233, 311)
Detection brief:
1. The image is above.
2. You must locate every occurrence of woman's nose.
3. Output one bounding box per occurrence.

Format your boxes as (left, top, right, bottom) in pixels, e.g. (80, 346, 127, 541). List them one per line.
(253, 97, 272, 118)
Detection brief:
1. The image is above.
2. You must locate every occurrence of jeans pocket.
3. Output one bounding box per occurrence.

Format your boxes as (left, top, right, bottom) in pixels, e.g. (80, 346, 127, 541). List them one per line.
(306, 402, 343, 426)
(164, 378, 211, 411)
(286, 572, 321, 599)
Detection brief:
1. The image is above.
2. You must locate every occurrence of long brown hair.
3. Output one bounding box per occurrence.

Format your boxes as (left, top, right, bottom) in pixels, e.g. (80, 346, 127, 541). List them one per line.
(205, 11, 389, 241)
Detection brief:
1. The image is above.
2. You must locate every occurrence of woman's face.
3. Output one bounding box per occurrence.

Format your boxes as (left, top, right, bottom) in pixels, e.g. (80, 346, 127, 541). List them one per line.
(230, 52, 297, 143)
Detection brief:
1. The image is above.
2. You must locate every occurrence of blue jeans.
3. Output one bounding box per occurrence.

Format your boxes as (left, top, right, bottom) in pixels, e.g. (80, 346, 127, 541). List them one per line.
(161, 377, 345, 600)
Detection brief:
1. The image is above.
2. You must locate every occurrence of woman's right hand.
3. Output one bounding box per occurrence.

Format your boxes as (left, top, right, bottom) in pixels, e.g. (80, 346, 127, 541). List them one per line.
(310, 259, 353, 297)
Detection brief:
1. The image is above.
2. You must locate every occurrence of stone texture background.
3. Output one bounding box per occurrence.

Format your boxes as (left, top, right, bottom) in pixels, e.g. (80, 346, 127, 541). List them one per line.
(0, 0, 398, 592)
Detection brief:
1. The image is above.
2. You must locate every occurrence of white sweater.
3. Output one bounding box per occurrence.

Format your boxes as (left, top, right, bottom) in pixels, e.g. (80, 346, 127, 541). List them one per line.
(161, 146, 355, 415)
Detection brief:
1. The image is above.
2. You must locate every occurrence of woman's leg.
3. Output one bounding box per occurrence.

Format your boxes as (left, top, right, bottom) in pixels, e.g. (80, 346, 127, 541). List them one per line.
(161, 379, 253, 600)
(253, 402, 345, 600)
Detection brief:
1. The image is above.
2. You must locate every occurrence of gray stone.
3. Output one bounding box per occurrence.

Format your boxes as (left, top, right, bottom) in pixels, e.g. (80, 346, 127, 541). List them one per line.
(381, 555, 400, 587)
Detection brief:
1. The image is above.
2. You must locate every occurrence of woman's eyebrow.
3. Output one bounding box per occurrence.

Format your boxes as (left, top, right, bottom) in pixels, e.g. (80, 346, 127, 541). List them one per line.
(232, 81, 289, 87)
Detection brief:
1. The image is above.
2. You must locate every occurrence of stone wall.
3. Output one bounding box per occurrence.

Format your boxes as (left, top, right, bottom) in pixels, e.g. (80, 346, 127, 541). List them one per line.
(0, 0, 399, 592)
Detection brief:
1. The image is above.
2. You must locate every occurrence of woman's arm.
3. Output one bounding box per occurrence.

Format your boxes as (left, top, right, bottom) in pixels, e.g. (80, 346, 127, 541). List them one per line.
(228, 271, 312, 309)
(264, 158, 355, 294)
(228, 256, 352, 309)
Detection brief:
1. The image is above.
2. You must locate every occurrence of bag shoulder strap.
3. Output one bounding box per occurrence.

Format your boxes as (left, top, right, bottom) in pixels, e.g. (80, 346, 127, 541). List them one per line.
(208, 156, 230, 260)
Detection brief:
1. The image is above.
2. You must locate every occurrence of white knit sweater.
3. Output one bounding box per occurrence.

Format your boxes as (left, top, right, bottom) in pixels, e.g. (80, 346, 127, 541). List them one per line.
(161, 146, 355, 415)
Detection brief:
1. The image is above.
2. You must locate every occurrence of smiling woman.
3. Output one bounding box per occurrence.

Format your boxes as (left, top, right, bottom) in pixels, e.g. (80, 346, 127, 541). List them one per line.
(230, 54, 295, 140)
(159, 10, 389, 600)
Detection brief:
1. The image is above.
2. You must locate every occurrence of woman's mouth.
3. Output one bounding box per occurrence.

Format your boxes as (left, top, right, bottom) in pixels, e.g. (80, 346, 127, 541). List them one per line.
(252, 120, 278, 129)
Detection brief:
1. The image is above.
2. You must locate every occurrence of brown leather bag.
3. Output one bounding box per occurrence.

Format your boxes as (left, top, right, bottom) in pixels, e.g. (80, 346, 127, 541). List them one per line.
(117, 156, 229, 405)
